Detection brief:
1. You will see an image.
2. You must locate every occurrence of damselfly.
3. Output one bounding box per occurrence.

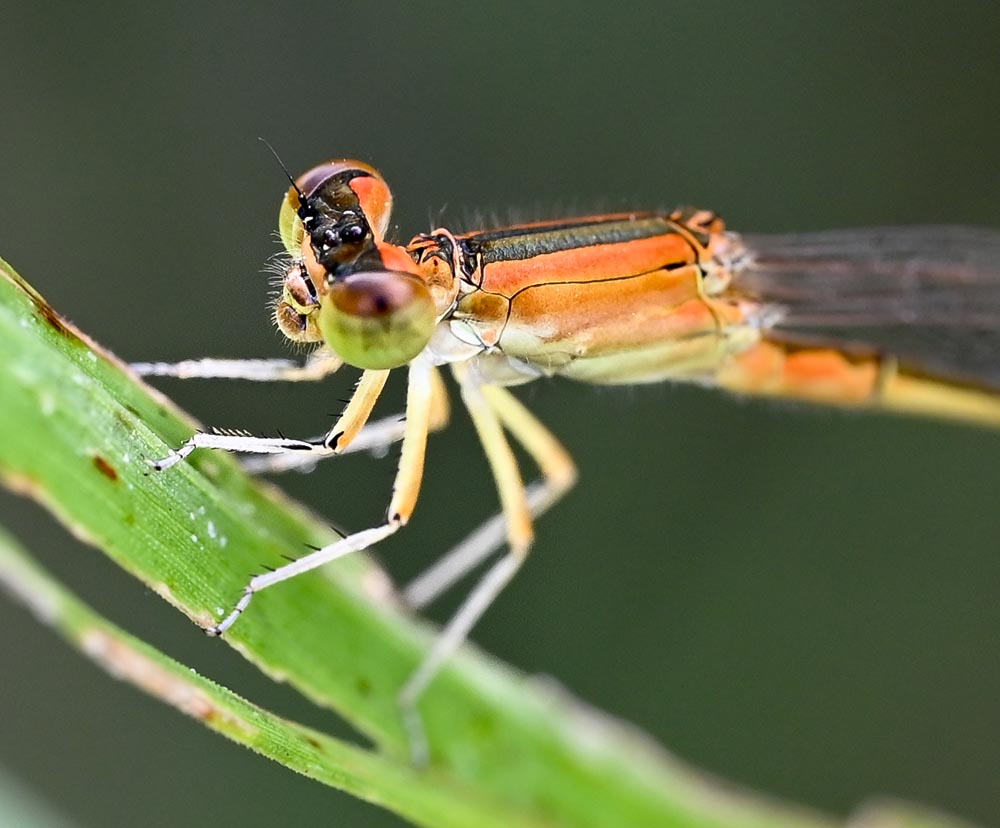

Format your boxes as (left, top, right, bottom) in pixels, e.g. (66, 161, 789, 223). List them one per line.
(133, 158, 1000, 760)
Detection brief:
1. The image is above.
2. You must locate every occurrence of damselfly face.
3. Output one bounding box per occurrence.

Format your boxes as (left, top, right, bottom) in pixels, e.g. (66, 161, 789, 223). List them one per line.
(274, 161, 438, 369)
(278, 159, 392, 276)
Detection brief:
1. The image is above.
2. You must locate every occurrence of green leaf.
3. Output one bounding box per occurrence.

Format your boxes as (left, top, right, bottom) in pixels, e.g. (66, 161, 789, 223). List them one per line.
(0, 524, 532, 828)
(0, 258, 980, 828)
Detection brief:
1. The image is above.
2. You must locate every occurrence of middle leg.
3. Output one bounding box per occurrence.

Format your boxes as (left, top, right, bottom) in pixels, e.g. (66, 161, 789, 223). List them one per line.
(402, 383, 577, 609)
(398, 364, 553, 760)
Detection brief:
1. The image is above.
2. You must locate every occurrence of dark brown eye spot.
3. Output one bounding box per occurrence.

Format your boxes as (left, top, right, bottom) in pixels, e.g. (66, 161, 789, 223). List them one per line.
(330, 272, 425, 319)
(296, 165, 358, 199)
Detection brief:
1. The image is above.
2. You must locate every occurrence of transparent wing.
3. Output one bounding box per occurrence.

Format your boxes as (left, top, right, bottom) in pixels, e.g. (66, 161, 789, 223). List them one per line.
(737, 226, 1000, 389)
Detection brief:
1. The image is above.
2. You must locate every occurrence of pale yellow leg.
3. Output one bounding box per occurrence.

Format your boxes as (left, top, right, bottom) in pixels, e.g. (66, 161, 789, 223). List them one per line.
(327, 369, 391, 451)
(399, 364, 575, 763)
(403, 382, 576, 609)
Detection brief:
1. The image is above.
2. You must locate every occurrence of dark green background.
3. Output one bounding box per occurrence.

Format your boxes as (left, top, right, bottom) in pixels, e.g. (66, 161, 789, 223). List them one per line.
(2, 3, 999, 826)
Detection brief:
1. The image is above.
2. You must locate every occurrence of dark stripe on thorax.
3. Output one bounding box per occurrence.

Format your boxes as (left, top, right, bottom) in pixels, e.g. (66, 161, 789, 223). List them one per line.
(459, 214, 679, 264)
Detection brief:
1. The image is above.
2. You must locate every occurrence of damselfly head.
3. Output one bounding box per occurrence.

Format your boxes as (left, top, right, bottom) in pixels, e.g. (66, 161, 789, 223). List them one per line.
(272, 159, 439, 367)
(278, 160, 393, 278)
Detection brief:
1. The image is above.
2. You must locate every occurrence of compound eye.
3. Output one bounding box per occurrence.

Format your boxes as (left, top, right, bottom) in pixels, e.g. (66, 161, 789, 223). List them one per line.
(317, 271, 436, 370)
(278, 186, 306, 255)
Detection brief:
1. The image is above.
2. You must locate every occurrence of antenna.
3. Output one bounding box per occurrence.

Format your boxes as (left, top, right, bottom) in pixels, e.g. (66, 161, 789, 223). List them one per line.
(258, 137, 303, 199)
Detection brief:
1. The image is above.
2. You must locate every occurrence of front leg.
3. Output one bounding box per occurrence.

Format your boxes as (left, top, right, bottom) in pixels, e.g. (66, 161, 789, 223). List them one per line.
(242, 368, 451, 474)
(151, 369, 390, 470)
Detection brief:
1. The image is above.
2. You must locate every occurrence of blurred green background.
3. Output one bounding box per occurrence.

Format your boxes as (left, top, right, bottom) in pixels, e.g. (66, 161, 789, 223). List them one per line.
(1, 3, 999, 826)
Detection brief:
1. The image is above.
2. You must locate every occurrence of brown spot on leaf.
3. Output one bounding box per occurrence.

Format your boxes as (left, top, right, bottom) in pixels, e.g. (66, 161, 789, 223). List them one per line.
(27, 291, 76, 338)
(93, 455, 119, 481)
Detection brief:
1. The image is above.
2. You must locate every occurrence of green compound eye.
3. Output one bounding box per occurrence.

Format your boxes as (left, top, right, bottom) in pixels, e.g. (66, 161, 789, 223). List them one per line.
(277, 189, 305, 255)
(318, 271, 437, 369)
